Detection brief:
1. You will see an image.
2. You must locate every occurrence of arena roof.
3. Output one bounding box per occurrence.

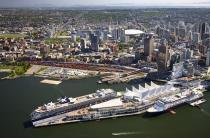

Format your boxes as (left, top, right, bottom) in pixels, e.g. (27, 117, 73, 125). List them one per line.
(125, 29, 144, 35)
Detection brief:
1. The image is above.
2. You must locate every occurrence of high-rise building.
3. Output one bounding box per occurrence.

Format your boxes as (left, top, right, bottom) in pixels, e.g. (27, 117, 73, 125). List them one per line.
(90, 33, 99, 52)
(200, 22, 208, 40)
(112, 28, 119, 41)
(175, 27, 179, 36)
(193, 32, 201, 43)
(187, 31, 193, 41)
(192, 23, 200, 33)
(111, 27, 125, 42)
(144, 34, 154, 61)
(119, 28, 125, 42)
(178, 28, 186, 39)
(183, 48, 193, 60)
(80, 38, 87, 52)
(178, 21, 186, 29)
(206, 48, 210, 66)
(156, 26, 161, 36)
(157, 39, 169, 72)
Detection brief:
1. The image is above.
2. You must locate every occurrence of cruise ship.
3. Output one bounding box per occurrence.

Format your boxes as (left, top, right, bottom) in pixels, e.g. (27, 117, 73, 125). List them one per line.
(147, 88, 204, 114)
(31, 89, 117, 122)
(33, 98, 154, 127)
(31, 82, 179, 127)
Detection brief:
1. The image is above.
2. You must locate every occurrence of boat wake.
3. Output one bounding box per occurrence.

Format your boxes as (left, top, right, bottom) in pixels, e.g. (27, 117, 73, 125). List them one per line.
(200, 108, 210, 116)
(112, 131, 142, 136)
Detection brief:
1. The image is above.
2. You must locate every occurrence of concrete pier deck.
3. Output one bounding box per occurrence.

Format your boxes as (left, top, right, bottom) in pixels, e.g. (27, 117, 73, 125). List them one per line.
(40, 79, 62, 85)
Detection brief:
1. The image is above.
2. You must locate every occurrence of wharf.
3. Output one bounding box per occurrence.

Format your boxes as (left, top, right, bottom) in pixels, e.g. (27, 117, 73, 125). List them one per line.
(101, 71, 146, 84)
(32, 87, 181, 127)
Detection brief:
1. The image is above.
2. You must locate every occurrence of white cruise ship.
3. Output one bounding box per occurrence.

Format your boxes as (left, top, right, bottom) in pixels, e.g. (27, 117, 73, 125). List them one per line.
(147, 89, 204, 114)
(31, 89, 117, 121)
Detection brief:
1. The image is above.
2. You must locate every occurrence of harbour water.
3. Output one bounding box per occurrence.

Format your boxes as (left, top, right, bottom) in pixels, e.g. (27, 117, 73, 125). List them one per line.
(0, 73, 210, 138)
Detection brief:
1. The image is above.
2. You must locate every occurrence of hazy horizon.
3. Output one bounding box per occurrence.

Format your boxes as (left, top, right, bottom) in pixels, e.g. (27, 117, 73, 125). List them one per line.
(0, 0, 210, 8)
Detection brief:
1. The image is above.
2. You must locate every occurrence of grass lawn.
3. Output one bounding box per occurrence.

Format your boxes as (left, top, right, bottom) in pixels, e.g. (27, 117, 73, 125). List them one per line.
(0, 62, 31, 77)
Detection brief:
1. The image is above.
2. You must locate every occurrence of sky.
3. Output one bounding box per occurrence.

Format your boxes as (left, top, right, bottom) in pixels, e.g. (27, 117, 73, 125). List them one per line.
(0, 0, 210, 7)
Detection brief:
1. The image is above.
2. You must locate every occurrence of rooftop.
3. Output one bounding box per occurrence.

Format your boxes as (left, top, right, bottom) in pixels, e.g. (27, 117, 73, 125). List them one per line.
(125, 29, 144, 35)
(90, 98, 123, 109)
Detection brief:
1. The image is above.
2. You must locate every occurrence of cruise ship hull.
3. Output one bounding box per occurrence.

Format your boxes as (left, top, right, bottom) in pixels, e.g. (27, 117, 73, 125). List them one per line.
(145, 102, 188, 116)
(33, 104, 153, 127)
(147, 93, 204, 115)
(31, 91, 117, 122)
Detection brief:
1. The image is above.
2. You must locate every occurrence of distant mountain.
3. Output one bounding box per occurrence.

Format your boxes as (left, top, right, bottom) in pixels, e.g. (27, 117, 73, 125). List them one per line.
(0, 2, 210, 9)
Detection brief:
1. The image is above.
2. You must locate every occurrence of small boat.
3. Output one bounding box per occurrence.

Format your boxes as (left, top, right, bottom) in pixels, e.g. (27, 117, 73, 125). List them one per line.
(169, 110, 176, 115)
(97, 80, 102, 84)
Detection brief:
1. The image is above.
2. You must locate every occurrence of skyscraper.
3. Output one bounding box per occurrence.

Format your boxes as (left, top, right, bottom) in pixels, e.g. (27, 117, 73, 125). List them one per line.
(112, 28, 119, 41)
(80, 38, 87, 52)
(144, 34, 154, 61)
(157, 39, 169, 72)
(90, 33, 99, 52)
(179, 28, 186, 39)
(187, 31, 193, 41)
(193, 32, 201, 43)
(200, 22, 208, 40)
(206, 48, 210, 66)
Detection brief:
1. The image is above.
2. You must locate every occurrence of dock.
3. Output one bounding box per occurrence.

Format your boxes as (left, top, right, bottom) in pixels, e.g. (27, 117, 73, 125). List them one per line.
(40, 79, 62, 85)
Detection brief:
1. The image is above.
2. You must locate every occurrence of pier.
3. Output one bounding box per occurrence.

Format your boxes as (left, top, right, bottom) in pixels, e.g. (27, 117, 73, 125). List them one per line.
(40, 79, 62, 85)
(100, 70, 147, 84)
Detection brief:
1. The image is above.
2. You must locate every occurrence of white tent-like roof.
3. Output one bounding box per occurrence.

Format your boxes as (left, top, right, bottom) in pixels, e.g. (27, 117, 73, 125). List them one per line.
(123, 82, 173, 100)
(151, 82, 159, 88)
(132, 86, 139, 93)
(145, 83, 151, 89)
(139, 84, 145, 90)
